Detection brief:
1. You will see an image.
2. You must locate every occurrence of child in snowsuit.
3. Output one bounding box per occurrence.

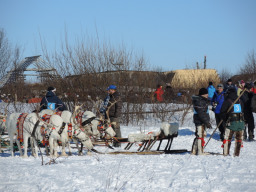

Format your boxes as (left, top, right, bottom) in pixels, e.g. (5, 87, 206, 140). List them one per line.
(220, 88, 245, 156)
(192, 88, 211, 155)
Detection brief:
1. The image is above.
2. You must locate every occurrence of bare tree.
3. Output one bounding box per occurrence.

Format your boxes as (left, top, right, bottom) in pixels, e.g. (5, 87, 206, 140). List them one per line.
(240, 50, 256, 81)
(219, 68, 233, 84)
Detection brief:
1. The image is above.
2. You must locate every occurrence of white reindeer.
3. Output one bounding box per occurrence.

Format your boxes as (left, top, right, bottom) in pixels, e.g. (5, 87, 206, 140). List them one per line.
(6, 112, 45, 157)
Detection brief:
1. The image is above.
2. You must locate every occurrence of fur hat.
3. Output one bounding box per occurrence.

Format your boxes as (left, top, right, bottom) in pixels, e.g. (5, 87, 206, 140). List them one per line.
(47, 86, 56, 92)
(199, 88, 208, 95)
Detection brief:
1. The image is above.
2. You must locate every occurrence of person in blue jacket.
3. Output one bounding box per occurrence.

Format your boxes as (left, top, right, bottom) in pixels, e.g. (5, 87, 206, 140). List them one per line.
(211, 84, 225, 141)
(40, 87, 67, 111)
(207, 82, 216, 101)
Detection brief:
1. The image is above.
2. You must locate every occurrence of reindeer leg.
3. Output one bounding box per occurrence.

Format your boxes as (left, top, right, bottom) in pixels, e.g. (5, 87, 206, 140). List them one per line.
(79, 143, 83, 156)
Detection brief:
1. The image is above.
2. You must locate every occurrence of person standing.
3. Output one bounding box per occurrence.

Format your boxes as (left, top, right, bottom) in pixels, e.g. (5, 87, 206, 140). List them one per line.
(207, 82, 216, 101)
(40, 87, 67, 111)
(241, 83, 255, 141)
(237, 80, 245, 96)
(154, 85, 164, 102)
(103, 85, 122, 147)
(220, 88, 245, 156)
(224, 79, 236, 93)
(211, 84, 225, 141)
(191, 88, 211, 155)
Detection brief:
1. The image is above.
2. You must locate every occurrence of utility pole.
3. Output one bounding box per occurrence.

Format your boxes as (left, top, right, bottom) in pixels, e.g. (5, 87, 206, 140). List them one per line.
(204, 56, 207, 69)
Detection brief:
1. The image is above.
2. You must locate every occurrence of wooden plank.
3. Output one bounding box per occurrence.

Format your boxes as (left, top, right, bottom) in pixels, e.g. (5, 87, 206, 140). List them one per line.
(106, 151, 164, 155)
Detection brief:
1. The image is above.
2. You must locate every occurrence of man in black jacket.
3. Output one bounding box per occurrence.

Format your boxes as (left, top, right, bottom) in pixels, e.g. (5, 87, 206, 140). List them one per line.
(241, 83, 255, 141)
(220, 88, 245, 156)
(40, 87, 67, 111)
(191, 88, 211, 155)
(105, 85, 122, 147)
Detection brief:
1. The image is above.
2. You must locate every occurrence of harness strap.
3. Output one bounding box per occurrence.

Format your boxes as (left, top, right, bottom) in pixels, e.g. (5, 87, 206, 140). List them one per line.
(81, 117, 96, 127)
(31, 120, 40, 138)
(67, 123, 72, 139)
(58, 122, 66, 135)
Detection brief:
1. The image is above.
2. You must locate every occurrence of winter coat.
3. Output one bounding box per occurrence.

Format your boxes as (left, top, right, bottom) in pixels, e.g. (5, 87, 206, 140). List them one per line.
(192, 95, 210, 126)
(224, 84, 236, 93)
(40, 91, 67, 111)
(211, 91, 225, 114)
(251, 93, 256, 112)
(106, 91, 122, 118)
(154, 87, 164, 102)
(207, 85, 215, 99)
(241, 90, 254, 123)
(220, 90, 244, 131)
(237, 86, 244, 97)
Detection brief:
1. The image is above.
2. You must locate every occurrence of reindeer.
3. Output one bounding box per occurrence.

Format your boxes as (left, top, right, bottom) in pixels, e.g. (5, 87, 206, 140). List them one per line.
(38, 105, 94, 156)
(6, 112, 46, 157)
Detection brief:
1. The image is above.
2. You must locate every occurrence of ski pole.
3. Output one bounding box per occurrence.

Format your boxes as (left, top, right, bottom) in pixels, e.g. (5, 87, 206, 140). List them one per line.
(204, 88, 247, 149)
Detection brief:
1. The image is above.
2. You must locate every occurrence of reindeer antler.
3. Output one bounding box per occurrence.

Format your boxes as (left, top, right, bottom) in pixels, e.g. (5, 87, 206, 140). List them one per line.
(71, 103, 86, 126)
(105, 99, 120, 123)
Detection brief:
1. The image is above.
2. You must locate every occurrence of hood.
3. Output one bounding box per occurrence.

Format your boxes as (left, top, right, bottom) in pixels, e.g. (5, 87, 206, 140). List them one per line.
(227, 91, 238, 101)
(46, 91, 55, 97)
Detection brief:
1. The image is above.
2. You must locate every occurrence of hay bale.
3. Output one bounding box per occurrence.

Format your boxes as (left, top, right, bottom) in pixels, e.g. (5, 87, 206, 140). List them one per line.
(165, 69, 220, 89)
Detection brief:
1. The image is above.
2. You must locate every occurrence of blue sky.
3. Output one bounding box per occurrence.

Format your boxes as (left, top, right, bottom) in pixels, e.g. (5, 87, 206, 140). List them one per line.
(0, 0, 256, 74)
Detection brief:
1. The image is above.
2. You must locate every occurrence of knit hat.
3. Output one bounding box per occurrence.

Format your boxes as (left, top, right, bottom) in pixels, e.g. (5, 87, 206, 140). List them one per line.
(199, 88, 208, 95)
(227, 79, 232, 82)
(217, 84, 224, 88)
(107, 85, 117, 91)
(209, 82, 213, 85)
(47, 86, 56, 92)
(240, 80, 245, 84)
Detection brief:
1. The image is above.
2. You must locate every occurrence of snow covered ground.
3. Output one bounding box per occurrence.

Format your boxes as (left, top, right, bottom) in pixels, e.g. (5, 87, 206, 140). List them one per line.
(1, 103, 256, 192)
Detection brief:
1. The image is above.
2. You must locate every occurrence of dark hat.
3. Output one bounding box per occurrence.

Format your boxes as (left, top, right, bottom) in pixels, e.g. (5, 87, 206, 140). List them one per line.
(209, 82, 213, 85)
(107, 85, 117, 91)
(245, 83, 252, 90)
(199, 88, 208, 95)
(47, 86, 56, 92)
(227, 79, 232, 82)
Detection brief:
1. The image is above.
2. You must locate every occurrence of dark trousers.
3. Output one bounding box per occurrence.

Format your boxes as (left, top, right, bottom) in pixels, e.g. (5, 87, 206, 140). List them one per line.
(244, 111, 255, 139)
(215, 113, 225, 136)
(110, 117, 121, 147)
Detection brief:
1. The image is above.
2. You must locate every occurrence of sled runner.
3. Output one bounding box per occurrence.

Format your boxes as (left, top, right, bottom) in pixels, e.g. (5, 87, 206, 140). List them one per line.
(93, 122, 188, 154)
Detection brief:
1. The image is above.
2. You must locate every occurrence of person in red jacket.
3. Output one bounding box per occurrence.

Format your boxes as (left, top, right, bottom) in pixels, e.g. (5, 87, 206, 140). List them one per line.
(154, 85, 164, 102)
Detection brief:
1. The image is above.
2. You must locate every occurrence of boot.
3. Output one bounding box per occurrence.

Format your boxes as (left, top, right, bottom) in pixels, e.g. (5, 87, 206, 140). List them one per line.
(248, 130, 254, 141)
(197, 138, 204, 155)
(234, 140, 242, 156)
(220, 133, 224, 142)
(191, 138, 197, 155)
(243, 127, 247, 140)
(223, 140, 231, 156)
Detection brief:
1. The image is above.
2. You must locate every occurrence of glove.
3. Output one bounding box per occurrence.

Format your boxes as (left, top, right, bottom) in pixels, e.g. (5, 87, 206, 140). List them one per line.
(206, 123, 212, 129)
